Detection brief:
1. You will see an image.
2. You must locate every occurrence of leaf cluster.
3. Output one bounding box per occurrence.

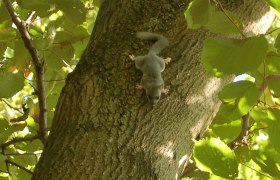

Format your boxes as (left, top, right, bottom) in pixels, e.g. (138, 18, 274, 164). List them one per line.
(184, 0, 280, 179)
(0, 0, 98, 178)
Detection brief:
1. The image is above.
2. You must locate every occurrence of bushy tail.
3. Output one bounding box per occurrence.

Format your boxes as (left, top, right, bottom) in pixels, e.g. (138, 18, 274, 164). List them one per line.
(136, 32, 169, 55)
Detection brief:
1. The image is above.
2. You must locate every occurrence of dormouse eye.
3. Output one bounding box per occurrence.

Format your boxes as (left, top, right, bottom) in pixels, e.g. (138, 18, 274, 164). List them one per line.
(148, 95, 153, 100)
(155, 96, 159, 100)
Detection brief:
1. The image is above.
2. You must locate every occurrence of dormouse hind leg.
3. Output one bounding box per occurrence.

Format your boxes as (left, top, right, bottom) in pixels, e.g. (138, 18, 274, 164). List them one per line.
(129, 54, 146, 70)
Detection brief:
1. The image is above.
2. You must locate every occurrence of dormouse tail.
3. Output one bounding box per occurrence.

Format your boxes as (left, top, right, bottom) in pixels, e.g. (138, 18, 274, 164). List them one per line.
(136, 32, 169, 55)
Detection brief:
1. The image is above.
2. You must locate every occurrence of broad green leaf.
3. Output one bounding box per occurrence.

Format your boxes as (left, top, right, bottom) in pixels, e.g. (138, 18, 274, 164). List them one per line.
(33, 26, 56, 50)
(0, 155, 7, 172)
(185, 0, 211, 29)
(0, 42, 7, 56)
(265, 53, 280, 73)
(53, 0, 87, 24)
(0, 5, 10, 22)
(213, 104, 242, 124)
(211, 120, 241, 143)
(267, 78, 280, 96)
(201, 37, 268, 75)
(13, 41, 31, 70)
(218, 81, 261, 115)
(13, 153, 37, 167)
(17, 0, 53, 17)
(193, 138, 238, 178)
(186, 169, 210, 179)
(44, 45, 74, 70)
(251, 136, 280, 179)
(205, 11, 243, 34)
(250, 108, 268, 122)
(275, 34, 280, 52)
(0, 123, 26, 143)
(0, 21, 16, 41)
(267, 109, 280, 153)
(234, 145, 251, 163)
(0, 72, 24, 98)
(265, 0, 280, 13)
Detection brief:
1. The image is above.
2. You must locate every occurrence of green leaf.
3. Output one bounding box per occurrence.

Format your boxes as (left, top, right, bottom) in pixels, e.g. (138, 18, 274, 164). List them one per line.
(250, 108, 268, 122)
(234, 145, 251, 163)
(265, 53, 280, 73)
(205, 10, 243, 34)
(13, 40, 31, 70)
(201, 37, 268, 75)
(267, 78, 280, 96)
(0, 72, 24, 98)
(218, 81, 261, 115)
(0, 155, 7, 172)
(53, 0, 87, 24)
(193, 137, 238, 178)
(211, 120, 241, 143)
(0, 21, 16, 41)
(213, 104, 242, 124)
(267, 109, 280, 153)
(264, 0, 280, 12)
(0, 5, 10, 22)
(275, 34, 280, 52)
(251, 136, 280, 179)
(0, 123, 26, 143)
(17, 0, 53, 17)
(185, 0, 211, 29)
(44, 45, 74, 70)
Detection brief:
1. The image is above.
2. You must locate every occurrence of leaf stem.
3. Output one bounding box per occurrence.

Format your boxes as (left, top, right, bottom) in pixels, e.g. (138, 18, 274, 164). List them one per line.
(214, 0, 246, 38)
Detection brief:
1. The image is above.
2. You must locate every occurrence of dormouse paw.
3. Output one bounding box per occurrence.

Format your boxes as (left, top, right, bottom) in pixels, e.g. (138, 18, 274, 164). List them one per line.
(129, 54, 136, 61)
(135, 83, 143, 90)
(164, 57, 171, 64)
(161, 87, 169, 94)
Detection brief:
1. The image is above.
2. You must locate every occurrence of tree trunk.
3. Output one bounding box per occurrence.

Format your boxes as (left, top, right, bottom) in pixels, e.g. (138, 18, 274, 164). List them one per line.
(32, 0, 274, 179)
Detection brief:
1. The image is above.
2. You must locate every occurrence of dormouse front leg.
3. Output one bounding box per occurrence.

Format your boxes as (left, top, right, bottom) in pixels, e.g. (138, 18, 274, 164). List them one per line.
(164, 57, 171, 64)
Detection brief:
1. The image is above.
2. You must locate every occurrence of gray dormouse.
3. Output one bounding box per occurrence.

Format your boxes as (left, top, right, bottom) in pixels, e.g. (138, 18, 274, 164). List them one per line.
(129, 32, 170, 105)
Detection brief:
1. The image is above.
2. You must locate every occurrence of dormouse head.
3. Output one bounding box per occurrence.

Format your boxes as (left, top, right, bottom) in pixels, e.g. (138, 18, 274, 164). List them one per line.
(145, 85, 163, 105)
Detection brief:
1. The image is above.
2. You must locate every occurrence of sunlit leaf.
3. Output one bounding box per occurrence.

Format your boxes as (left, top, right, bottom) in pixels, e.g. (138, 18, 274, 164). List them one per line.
(185, 0, 211, 29)
(211, 120, 241, 143)
(193, 138, 238, 178)
(264, 0, 280, 13)
(201, 37, 268, 75)
(0, 72, 24, 98)
(205, 10, 243, 34)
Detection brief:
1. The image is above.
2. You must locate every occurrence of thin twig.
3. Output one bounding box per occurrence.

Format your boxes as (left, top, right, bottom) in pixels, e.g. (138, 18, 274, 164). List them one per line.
(260, 74, 280, 93)
(3, 0, 48, 143)
(6, 159, 33, 175)
(228, 114, 250, 149)
(1, 99, 23, 114)
(0, 135, 39, 150)
(240, 162, 274, 179)
(266, 27, 280, 35)
(214, 0, 246, 38)
(4, 152, 42, 156)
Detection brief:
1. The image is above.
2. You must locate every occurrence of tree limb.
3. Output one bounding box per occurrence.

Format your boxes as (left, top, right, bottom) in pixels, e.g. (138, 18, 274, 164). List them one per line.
(0, 135, 39, 150)
(3, 0, 48, 143)
(6, 159, 33, 175)
(228, 113, 250, 149)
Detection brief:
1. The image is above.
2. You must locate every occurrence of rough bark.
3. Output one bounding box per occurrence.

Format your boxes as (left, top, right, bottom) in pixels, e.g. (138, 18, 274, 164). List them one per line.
(32, 0, 274, 179)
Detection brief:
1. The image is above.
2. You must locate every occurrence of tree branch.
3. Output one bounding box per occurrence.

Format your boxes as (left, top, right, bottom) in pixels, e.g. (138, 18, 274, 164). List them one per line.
(0, 135, 39, 150)
(6, 159, 33, 175)
(3, 0, 48, 143)
(228, 113, 250, 149)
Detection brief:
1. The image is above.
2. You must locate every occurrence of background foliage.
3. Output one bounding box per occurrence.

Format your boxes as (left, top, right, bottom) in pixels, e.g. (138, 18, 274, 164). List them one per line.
(184, 0, 280, 179)
(0, 0, 98, 178)
(0, 0, 279, 179)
